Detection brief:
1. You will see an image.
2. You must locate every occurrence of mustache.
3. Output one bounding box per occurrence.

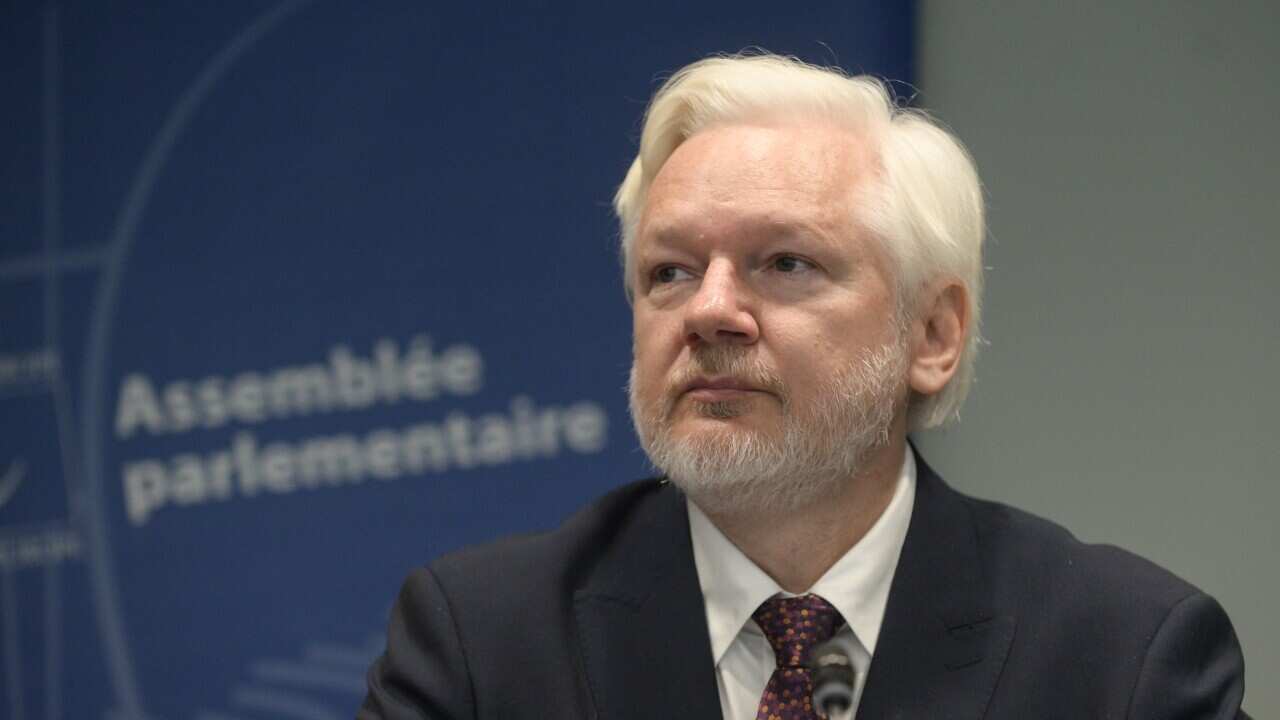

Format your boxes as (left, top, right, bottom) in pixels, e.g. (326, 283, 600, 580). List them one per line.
(664, 346, 788, 405)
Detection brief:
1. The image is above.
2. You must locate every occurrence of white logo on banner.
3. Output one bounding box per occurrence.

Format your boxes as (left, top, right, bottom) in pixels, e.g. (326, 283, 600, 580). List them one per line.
(0, 461, 26, 510)
(115, 335, 608, 526)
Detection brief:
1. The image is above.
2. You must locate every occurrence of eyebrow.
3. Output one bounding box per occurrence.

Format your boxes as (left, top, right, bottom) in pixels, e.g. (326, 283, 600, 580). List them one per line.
(643, 210, 841, 247)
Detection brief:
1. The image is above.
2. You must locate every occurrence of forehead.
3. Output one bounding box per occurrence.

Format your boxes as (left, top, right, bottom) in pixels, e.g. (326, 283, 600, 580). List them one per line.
(640, 122, 873, 236)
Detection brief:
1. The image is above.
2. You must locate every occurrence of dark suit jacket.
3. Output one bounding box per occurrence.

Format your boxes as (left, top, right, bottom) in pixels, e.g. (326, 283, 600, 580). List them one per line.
(359, 454, 1248, 719)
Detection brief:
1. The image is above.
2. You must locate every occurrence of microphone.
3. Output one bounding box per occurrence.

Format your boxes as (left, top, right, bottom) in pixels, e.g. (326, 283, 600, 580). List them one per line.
(808, 636, 856, 719)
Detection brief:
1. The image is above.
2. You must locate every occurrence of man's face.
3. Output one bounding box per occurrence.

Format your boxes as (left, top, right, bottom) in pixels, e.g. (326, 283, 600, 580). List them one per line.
(628, 121, 909, 514)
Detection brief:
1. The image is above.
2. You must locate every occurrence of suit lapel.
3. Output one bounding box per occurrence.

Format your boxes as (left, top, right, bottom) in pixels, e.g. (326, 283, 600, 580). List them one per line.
(855, 452, 1016, 720)
(573, 482, 722, 720)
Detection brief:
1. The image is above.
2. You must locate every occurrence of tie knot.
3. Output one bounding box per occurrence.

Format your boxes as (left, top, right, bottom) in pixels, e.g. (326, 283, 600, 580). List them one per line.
(751, 594, 844, 668)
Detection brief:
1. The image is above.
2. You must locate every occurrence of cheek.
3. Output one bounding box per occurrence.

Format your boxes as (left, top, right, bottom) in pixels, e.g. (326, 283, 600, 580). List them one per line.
(763, 308, 880, 382)
(631, 316, 676, 388)
(633, 309, 683, 357)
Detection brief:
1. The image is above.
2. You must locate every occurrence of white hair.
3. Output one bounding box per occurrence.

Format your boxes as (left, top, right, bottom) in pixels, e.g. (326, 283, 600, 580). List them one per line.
(613, 53, 985, 430)
(629, 336, 906, 517)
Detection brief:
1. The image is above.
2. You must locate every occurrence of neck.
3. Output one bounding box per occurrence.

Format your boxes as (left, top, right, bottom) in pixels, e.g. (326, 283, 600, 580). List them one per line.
(702, 433, 908, 594)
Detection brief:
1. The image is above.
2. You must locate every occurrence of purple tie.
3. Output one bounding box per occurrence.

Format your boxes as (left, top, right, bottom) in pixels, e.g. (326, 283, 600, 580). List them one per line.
(752, 594, 845, 720)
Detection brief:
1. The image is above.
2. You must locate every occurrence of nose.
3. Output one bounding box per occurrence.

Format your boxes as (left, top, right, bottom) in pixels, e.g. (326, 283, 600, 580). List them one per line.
(683, 259, 760, 346)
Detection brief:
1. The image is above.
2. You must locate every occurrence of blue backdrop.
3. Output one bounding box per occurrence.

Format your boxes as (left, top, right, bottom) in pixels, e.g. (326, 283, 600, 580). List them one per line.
(0, 2, 913, 717)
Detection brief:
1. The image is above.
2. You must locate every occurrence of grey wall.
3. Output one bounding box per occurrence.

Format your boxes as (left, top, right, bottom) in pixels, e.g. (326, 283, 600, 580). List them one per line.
(915, 1, 1279, 714)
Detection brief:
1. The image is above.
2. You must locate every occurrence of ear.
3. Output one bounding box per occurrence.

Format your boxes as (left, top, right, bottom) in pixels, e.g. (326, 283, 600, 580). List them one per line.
(908, 278, 969, 397)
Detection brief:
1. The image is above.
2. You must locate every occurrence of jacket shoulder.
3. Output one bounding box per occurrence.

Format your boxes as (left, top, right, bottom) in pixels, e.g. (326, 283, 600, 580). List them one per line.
(949, 489, 1245, 717)
(362, 479, 679, 719)
(960, 491, 1201, 612)
(427, 478, 674, 605)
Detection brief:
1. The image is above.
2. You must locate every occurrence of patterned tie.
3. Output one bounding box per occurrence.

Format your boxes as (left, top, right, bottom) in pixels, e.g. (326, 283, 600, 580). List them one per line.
(752, 594, 845, 720)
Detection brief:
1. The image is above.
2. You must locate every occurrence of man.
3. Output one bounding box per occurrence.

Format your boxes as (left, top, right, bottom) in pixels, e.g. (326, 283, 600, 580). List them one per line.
(360, 54, 1247, 719)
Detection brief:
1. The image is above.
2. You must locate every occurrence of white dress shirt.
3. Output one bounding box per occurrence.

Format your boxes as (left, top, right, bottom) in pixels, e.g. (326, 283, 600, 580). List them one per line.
(687, 449, 917, 720)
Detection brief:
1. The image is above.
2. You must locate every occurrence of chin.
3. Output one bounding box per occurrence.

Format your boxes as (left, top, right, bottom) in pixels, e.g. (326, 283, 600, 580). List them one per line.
(670, 421, 777, 451)
(645, 424, 843, 517)
(678, 412, 770, 431)
(671, 459, 845, 519)
(678, 398, 780, 426)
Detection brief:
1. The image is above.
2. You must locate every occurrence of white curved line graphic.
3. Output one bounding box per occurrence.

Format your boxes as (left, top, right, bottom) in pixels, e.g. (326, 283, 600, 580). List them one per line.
(250, 659, 367, 694)
(232, 686, 341, 720)
(0, 460, 26, 509)
(302, 639, 381, 669)
(77, 1, 313, 715)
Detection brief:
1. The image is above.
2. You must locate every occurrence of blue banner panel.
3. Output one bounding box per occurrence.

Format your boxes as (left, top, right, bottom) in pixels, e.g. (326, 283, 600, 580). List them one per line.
(0, 1, 913, 717)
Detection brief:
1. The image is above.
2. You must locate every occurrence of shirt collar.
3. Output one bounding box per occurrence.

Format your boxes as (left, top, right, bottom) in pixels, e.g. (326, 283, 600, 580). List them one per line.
(688, 448, 917, 665)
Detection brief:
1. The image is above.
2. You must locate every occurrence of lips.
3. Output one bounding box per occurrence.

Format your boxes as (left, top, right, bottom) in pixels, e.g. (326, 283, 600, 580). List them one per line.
(679, 376, 765, 399)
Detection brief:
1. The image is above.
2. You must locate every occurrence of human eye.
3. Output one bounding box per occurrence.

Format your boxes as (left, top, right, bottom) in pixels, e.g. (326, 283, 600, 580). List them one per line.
(652, 265, 696, 284)
(769, 255, 816, 274)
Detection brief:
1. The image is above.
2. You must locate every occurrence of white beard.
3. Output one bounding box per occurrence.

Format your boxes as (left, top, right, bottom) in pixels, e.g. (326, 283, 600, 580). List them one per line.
(628, 338, 907, 518)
